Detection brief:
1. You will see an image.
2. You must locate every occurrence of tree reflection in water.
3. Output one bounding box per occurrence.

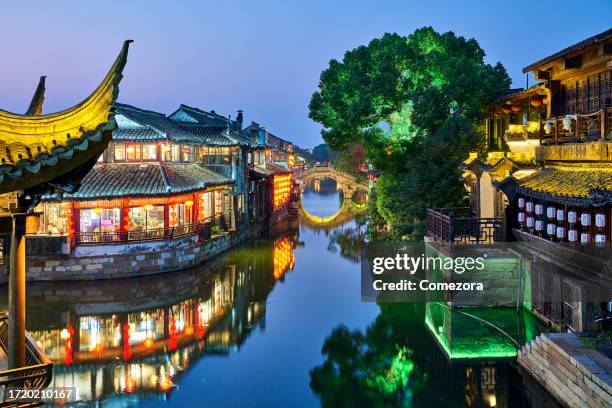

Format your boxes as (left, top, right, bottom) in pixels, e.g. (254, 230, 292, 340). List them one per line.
(311, 303, 549, 408)
(326, 215, 367, 263)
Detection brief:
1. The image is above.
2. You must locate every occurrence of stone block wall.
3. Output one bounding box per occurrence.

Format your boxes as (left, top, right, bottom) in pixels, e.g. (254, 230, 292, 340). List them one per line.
(518, 332, 612, 408)
(26, 229, 247, 282)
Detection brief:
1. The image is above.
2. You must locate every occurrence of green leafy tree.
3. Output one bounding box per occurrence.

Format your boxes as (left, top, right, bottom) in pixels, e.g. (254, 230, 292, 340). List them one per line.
(309, 27, 510, 239)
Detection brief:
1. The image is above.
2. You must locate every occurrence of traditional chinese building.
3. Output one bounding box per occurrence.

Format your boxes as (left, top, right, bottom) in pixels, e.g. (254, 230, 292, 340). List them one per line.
(33, 103, 238, 247)
(427, 28, 612, 332)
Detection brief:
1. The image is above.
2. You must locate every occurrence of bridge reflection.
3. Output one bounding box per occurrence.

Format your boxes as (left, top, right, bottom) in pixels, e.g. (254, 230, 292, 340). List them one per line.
(21, 232, 299, 404)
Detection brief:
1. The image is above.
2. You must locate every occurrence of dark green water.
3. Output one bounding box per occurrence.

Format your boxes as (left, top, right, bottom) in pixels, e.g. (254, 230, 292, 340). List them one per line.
(0, 185, 558, 407)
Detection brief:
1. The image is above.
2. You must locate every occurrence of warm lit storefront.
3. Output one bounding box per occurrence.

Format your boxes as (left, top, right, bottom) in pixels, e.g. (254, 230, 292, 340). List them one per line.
(35, 162, 234, 245)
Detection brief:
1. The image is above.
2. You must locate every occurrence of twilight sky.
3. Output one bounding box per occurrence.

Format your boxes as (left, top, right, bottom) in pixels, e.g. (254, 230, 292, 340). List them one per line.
(2, 1, 611, 148)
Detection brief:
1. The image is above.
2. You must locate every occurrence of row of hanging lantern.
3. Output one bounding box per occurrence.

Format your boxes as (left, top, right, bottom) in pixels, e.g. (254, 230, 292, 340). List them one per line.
(517, 197, 607, 245)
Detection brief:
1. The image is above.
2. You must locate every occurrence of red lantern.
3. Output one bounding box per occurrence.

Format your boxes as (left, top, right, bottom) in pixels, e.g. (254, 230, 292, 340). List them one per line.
(502, 105, 512, 114)
(511, 104, 521, 112)
(530, 96, 543, 107)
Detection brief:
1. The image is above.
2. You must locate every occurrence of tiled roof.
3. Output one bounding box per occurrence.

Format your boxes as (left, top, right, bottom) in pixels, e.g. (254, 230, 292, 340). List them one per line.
(114, 103, 193, 142)
(516, 162, 612, 206)
(176, 124, 238, 146)
(53, 162, 233, 200)
(522, 28, 612, 73)
(170, 104, 253, 146)
(251, 162, 291, 177)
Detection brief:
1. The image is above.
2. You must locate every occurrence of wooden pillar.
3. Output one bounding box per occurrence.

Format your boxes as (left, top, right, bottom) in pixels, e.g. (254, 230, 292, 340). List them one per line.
(8, 213, 26, 369)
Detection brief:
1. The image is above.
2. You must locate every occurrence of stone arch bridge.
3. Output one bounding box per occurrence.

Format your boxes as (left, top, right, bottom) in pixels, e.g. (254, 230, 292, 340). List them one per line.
(298, 165, 369, 225)
(300, 165, 369, 198)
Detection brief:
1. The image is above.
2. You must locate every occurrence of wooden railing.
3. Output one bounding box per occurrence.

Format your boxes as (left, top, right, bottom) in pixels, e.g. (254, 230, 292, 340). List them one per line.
(426, 207, 502, 244)
(0, 313, 53, 406)
(75, 221, 214, 245)
(540, 108, 612, 145)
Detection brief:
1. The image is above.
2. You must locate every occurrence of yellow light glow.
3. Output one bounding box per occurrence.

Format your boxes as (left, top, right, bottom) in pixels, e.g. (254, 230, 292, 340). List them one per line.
(185, 200, 194, 207)
(144, 204, 154, 211)
(93, 207, 103, 215)
(272, 174, 292, 210)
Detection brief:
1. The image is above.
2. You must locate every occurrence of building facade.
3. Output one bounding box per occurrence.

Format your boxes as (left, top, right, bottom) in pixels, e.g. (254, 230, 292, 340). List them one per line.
(427, 28, 612, 332)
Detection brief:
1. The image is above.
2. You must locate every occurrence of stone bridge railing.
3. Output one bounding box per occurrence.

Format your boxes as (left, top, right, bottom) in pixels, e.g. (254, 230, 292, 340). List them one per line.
(301, 165, 369, 196)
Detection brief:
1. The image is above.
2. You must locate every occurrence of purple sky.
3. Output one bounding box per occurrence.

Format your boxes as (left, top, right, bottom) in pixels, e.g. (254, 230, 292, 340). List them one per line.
(2, 1, 611, 148)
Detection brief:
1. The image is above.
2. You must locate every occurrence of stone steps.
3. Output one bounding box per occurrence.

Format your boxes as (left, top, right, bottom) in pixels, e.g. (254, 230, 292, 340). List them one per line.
(519, 332, 612, 408)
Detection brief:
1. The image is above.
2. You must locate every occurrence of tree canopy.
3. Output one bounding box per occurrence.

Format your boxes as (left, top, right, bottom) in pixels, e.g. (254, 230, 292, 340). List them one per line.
(309, 27, 511, 239)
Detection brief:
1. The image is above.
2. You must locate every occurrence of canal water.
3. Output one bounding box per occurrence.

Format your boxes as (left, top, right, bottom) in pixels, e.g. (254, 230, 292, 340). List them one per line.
(0, 178, 558, 407)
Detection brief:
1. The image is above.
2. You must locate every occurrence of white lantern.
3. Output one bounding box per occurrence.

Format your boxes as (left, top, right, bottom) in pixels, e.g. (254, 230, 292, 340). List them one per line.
(526, 217, 535, 228)
(562, 115, 573, 131)
(556, 227, 566, 240)
(544, 121, 552, 134)
(596, 213, 606, 228)
(546, 207, 556, 219)
(518, 212, 526, 223)
(518, 198, 525, 209)
(535, 220, 544, 231)
(568, 229, 578, 242)
(580, 233, 591, 244)
(535, 204, 544, 215)
(581, 213, 592, 226)
(568, 211, 577, 224)
(546, 223, 556, 236)
(596, 234, 607, 245)
(556, 209, 565, 221)
(526, 202, 534, 213)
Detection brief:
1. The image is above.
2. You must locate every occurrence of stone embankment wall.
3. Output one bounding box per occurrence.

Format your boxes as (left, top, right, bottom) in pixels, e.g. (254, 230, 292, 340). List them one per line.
(518, 332, 612, 408)
(26, 230, 247, 282)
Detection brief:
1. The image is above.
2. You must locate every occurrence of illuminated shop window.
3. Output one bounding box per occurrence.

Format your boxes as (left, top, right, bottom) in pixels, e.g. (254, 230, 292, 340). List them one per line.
(38, 203, 68, 235)
(125, 144, 141, 161)
(171, 144, 180, 162)
(161, 144, 171, 161)
(128, 206, 165, 231)
(114, 144, 125, 161)
(80, 208, 120, 234)
(142, 144, 157, 160)
(168, 203, 193, 227)
(214, 191, 223, 215)
(198, 192, 213, 221)
(181, 145, 194, 162)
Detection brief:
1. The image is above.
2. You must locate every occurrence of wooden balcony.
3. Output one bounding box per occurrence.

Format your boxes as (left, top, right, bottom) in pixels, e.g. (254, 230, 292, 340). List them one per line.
(540, 107, 612, 145)
(426, 207, 503, 244)
(0, 313, 53, 406)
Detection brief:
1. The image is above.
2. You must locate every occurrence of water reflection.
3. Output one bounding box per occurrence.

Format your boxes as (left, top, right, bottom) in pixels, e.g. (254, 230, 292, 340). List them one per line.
(311, 303, 551, 407)
(0, 185, 562, 407)
(19, 232, 298, 405)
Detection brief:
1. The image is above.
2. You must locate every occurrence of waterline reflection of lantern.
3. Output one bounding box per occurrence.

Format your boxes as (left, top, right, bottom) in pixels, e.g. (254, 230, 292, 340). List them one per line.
(546, 207, 556, 219)
(581, 213, 592, 227)
(568, 229, 578, 242)
(556, 226, 567, 240)
(568, 211, 577, 224)
(596, 213, 606, 228)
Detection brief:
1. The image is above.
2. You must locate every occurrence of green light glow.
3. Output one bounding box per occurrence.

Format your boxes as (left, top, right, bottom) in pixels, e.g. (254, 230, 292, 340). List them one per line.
(425, 303, 539, 359)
